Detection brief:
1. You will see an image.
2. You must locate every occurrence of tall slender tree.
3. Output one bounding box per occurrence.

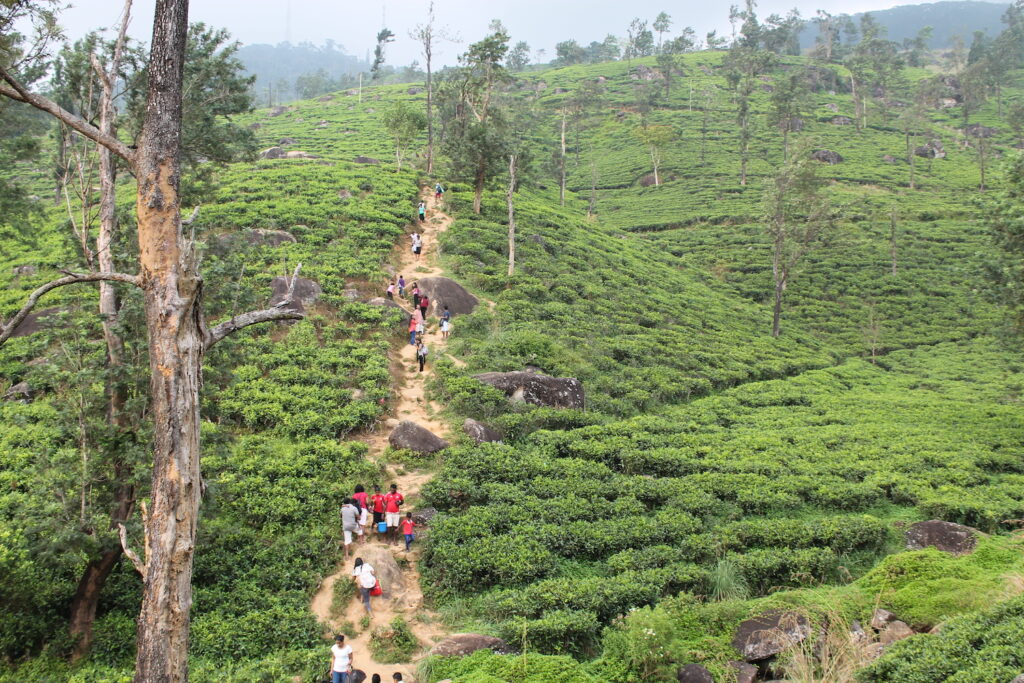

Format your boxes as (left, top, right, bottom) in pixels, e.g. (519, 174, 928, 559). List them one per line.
(410, 1, 455, 175)
(0, 1, 304, 678)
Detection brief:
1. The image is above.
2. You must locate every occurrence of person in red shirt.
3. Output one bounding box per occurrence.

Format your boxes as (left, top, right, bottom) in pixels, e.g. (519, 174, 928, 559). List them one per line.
(383, 484, 404, 545)
(370, 485, 386, 539)
(351, 484, 368, 511)
(400, 512, 416, 551)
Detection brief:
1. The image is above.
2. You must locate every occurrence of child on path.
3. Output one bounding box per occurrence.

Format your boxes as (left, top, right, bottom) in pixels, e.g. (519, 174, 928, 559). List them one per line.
(408, 315, 418, 346)
(397, 275, 405, 297)
(411, 283, 420, 309)
(416, 340, 429, 373)
(386, 282, 394, 299)
(440, 306, 451, 340)
(418, 201, 426, 222)
(352, 558, 376, 617)
(401, 512, 415, 551)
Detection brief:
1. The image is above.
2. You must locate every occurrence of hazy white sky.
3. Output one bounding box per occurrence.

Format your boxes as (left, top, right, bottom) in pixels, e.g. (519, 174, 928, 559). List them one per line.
(55, 0, 937, 66)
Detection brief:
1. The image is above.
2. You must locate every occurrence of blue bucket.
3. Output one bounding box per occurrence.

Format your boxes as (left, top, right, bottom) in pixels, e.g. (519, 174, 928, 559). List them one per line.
(377, 521, 388, 533)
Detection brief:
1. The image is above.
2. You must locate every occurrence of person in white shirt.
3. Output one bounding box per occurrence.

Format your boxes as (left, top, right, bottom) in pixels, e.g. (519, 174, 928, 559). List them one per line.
(329, 634, 353, 683)
(352, 557, 377, 617)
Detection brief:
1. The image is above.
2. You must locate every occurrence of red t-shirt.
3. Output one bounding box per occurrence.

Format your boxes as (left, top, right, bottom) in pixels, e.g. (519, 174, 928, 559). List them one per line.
(400, 518, 415, 534)
(352, 492, 368, 510)
(384, 492, 404, 513)
(371, 494, 386, 513)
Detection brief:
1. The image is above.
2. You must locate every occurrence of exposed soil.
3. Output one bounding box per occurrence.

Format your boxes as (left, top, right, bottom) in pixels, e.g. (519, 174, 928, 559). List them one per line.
(310, 189, 455, 682)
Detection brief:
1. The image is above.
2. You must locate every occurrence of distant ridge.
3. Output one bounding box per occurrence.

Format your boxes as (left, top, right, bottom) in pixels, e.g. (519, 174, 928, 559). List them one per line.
(799, 1, 1010, 50)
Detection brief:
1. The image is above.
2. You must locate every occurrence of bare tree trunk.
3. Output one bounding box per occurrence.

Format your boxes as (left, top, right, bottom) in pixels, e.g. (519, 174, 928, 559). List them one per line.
(771, 276, 784, 338)
(424, 8, 434, 175)
(473, 163, 484, 214)
(559, 111, 566, 206)
(69, 548, 122, 658)
(131, 2, 201, 680)
(890, 207, 898, 276)
(650, 148, 660, 186)
(507, 154, 516, 277)
(906, 132, 916, 190)
(588, 159, 597, 218)
(771, 233, 784, 338)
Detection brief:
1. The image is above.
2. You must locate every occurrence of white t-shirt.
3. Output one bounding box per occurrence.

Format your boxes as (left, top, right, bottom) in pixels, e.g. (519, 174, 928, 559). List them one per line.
(331, 643, 352, 672)
(352, 562, 376, 589)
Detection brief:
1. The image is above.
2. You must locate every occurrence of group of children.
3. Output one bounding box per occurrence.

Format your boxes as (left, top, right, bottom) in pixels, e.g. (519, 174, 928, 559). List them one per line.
(340, 483, 417, 554)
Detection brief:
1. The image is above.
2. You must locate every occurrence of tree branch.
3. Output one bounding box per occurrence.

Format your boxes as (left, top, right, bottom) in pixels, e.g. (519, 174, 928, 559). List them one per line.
(0, 271, 141, 346)
(205, 263, 305, 349)
(0, 66, 136, 165)
(118, 519, 146, 580)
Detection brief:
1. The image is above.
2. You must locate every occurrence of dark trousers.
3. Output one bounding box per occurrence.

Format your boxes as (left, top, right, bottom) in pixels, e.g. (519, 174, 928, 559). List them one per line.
(420, 306, 428, 320)
(418, 355, 426, 372)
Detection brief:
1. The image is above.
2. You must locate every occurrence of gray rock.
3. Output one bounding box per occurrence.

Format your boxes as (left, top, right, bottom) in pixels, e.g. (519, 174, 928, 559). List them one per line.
(830, 115, 853, 125)
(354, 155, 381, 165)
(388, 421, 449, 455)
(732, 610, 811, 662)
(473, 371, 585, 410)
(284, 150, 320, 159)
(269, 276, 321, 313)
(864, 642, 886, 661)
(632, 64, 658, 81)
(3, 381, 33, 402)
(676, 663, 713, 683)
(353, 545, 404, 602)
(463, 418, 502, 444)
(246, 228, 296, 247)
(825, 103, 840, 112)
(905, 519, 979, 555)
(7, 307, 61, 338)
(871, 609, 897, 631)
(850, 620, 868, 644)
(11, 264, 37, 277)
(338, 189, 353, 200)
(1010, 675, 1024, 683)
(882, 154, 902, 164)
(429, 633, 514, 657)
(965, 123, 998, 138)
(259, 146, 287, 159)
(407, 86, 424, 95)
(416, 276, 479, 316)
(278, 137, 297, 146)
(341, 288, 361, 301)
(412, 506, 438, 526)
(267, 105, 287, 117)
(879, 620, 915, 645)
(810, 148, 843, 164)
(914, 140, 946, 159)
(728, 661, 757, 683)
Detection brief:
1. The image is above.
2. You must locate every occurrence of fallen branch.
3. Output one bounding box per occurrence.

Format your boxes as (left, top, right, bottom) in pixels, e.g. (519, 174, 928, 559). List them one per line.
(205, 263, 305, 349)
(0, 271, 141, 346)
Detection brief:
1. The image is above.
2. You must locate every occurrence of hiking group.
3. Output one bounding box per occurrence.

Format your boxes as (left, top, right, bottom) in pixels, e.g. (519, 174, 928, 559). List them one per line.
(340, 483, 413, 557)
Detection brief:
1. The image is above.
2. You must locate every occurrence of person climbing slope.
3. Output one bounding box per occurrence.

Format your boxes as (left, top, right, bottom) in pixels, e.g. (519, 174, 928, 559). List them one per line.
(384, 483, 404, 545)
(418, 201, 426, 222)
(397, 275, 406, 298)
(418, 293, 429, 321)
(408, 314, 418, 346)
(416, 340, 429, 373)
(352, 557, 377, 618)
(401, 512, 416, 551)
(434, 182, 444, 200)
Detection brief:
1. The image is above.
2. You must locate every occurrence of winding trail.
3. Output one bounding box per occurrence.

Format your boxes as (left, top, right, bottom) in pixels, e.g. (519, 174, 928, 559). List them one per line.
(310, 188, 455, 681)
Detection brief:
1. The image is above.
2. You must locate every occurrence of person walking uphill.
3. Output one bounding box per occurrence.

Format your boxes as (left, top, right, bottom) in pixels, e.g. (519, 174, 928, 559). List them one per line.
(330, 634, 354, 683)
(397, 275, 405, 298)
(418, 201, 426, 222)
(418, 293, 429, 321)
(408, 314, 418, 346)
(384, 483, 404, 545)
(416, 340, 429, 373)
(435, 182, 445, 200)
(352, 557, 377, 618)
(340, 499, 360, 557)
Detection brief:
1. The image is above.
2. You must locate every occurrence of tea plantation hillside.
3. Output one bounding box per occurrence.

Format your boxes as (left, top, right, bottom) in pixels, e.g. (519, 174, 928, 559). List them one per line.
(1, 39, 1024, 682)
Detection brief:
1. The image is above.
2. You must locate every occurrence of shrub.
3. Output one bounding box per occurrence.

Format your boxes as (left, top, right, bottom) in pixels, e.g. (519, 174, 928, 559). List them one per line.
(369, 616, 420, 664)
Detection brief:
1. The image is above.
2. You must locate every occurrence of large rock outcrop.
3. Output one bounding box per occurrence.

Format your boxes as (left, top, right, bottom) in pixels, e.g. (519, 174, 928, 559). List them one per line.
(904, 519, 979, 555)
(676, 663, 714, 683)
(474, 371, 585, 410)
(732, 610, 811, 662)
(810, 148, 843, 164)
(388, 421, 449, 454)
(429, 633, 514, 657)
(246, 228, 296, 247)
(259, 146, 286, 159)
(352, 545, 411, 607)
(463, 418, 502, 444)
(269, 277, 321, 313)
(415, 277, 478, 316)
(7, 307, 61, 338)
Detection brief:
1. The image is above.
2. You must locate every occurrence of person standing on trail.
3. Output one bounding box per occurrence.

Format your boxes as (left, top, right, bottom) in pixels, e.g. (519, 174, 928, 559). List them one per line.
(352, 557, 377, 617)
(352, 484, 368, 511)
(418, 293, 429, 321)
(435, 182, 444, 200)
(371, 485, 386, 537)
(384, 483, 404, 545)
(340, 498, 359, 557)
(440, 305, 451, 340)
(407, 314, 417, 346)
(415, 316, 425, 344)
(330, 634, 353, 683)
(386, 282, 395, 300)
(416, 340, 429, 373)
(418, 201, 426, 222)
(397, 275, 406, 297)
(411, 282, 420, 309)
(401, 512, 416, 551)
(413, 233, 423, 260)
